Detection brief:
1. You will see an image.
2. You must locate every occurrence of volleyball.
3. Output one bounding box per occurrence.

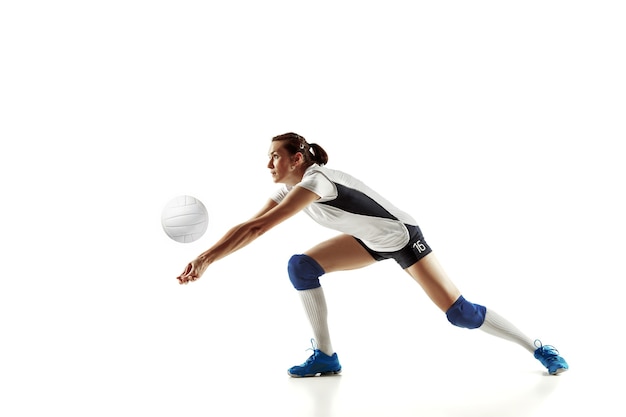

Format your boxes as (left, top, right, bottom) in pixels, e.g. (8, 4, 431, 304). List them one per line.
(161, 195, 209, 243)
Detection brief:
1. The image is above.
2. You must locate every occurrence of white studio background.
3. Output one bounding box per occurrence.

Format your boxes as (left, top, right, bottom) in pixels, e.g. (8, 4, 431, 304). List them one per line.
(1, 1, 625, 416)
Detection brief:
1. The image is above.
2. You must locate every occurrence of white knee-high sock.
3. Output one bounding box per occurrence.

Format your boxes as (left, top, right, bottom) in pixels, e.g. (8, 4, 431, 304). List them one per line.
(480, 309, 536, 354)
(298, 287, 333, 356)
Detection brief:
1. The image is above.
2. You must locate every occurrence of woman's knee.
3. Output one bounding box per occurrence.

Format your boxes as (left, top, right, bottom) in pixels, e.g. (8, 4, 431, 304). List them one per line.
(445, 295, 486, 329)
(287, 254, 325, 290)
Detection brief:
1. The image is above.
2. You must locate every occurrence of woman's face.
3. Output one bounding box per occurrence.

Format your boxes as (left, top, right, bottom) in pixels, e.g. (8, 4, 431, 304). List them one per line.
(267, 141, 301, 185)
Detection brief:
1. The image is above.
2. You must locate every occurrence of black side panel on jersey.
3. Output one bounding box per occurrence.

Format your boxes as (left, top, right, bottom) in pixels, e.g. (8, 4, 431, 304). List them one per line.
(318, 183, 398, 220)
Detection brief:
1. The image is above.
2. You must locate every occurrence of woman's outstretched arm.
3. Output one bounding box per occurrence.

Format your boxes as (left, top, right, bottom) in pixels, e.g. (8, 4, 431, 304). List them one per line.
(177, 187, 319, 284)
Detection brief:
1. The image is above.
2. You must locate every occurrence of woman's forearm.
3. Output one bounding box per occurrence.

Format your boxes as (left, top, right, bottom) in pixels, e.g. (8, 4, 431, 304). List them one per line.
(197, 220, 265, 266)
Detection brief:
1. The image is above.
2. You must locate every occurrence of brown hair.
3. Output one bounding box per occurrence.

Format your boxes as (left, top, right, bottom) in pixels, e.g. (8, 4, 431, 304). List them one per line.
(271, 132, 329, 166)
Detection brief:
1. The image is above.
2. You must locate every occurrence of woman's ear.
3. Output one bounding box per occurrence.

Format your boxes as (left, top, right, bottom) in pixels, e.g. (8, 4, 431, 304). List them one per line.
(292, 151, 304, 166)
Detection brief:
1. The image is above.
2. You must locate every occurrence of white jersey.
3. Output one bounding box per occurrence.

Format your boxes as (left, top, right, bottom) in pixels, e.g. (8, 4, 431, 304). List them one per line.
(270, 164, 417, 252)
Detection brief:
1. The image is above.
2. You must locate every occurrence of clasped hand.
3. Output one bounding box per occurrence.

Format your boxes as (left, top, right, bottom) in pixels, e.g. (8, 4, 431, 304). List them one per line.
(177, 258, 207, 285)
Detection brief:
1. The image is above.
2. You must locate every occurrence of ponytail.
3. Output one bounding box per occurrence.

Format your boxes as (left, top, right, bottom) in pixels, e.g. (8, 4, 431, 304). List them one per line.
(308, 143, 329, 166)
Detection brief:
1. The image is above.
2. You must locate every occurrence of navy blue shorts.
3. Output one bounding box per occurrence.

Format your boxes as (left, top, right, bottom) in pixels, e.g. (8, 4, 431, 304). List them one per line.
(354, 224, 432, 269)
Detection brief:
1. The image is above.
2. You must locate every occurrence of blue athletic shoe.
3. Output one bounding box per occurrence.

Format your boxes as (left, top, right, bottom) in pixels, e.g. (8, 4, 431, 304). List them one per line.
(534, 340, 569, 375)
(288, 341, 341, 377)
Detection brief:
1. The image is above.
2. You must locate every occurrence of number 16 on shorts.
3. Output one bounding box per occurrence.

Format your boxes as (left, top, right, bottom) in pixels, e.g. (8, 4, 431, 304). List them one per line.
(413, 240, 427, 253)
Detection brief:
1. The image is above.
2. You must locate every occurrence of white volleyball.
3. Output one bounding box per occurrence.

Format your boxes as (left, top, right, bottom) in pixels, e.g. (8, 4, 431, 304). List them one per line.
(161, 195, 208, 243)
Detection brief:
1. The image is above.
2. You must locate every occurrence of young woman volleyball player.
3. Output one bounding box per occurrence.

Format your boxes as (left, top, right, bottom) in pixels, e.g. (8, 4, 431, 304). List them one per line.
(176, 133, 569, 377)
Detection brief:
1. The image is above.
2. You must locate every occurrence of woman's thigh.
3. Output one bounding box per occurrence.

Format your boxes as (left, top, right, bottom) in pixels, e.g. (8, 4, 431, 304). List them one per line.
(305, 234, 377, 273)
(404, 253, 461, 312)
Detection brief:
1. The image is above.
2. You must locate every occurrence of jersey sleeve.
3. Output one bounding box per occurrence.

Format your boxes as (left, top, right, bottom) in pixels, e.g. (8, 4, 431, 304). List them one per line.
(270, 185, 289, 204)
(296, 171, 336, 200)
(270, 169, 336, 203)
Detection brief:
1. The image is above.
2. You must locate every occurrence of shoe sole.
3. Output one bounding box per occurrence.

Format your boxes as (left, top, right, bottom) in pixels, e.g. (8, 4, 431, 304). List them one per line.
(550, 367, 568, 375)
(288, 370, 342, 378)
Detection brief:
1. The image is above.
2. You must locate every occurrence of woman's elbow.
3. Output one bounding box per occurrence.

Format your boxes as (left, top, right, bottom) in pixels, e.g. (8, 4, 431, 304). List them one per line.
(248, 221, 272, 238)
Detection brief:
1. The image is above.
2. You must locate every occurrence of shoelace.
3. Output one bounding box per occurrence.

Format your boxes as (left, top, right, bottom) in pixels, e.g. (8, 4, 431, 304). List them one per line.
(302, 339, 321, 365)
(534, 339, 561, 360)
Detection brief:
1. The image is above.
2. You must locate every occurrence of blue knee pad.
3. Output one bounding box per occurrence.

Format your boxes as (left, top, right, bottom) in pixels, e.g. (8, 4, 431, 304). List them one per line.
(288, 254, 325, 290)
(446, 295, 486, 329)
